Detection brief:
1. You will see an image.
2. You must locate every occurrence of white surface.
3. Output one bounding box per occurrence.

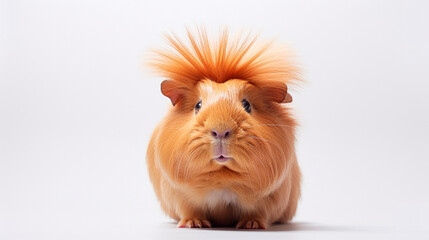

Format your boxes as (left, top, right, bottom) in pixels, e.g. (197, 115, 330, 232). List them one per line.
(1, 0, 429, 239)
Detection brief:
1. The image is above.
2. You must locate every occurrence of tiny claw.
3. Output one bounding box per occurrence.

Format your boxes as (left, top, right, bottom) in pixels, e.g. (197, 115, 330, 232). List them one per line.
(201, 220, 212, 228)
(236, 220, 266, 229)
(178, 218, 212, 228)
(186, 220, 194, 228)
(194, 219, 202, 228)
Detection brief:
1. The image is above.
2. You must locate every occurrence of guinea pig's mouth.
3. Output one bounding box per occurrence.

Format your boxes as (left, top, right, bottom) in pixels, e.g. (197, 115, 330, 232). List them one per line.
(213, 155, 232, 163)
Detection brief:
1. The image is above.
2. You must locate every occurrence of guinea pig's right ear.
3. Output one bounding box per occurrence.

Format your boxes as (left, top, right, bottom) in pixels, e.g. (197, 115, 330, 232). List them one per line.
(160, 80, 188, 106)
(260, 81, 293, 103)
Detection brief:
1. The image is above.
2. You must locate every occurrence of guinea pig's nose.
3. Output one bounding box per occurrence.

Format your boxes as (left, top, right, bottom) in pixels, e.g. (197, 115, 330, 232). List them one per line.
(211, 129, 231, 139)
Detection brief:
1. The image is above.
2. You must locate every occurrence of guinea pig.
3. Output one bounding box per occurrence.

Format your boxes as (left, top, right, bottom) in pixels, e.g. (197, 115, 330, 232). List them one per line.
(146, 28, 301, 229)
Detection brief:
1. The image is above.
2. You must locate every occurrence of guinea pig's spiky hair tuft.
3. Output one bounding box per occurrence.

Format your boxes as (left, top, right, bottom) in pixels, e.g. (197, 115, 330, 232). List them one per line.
(150, 27, 300, 86)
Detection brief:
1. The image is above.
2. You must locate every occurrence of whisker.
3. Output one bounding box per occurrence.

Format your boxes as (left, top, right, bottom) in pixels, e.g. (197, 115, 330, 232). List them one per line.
(242, 158, 256, 192)
(251, 123, 294, 129)
(175, 142, 189, 182)
(175, 138, 201, 181)
(247, 135, 284, 179)
(234, 146, 257, 191)
(243, 145, 264, 192)
(183, 144, 205, 182)
(163, 126, 187, 130)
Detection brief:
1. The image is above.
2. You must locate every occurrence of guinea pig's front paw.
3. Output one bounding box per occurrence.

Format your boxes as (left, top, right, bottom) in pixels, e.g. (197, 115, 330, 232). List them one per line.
(236, 219, 266, 229)
(178, 218, 212, 228)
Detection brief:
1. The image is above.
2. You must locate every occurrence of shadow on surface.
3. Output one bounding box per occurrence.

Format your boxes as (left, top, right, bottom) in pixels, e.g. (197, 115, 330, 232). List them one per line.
(263, 222, 368, 232)
(165, 221, 372, 232)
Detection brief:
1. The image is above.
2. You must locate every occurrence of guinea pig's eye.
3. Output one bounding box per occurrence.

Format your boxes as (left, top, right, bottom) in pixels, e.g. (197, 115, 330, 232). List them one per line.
(194, 100, 202, 114)
(242, 99, 251, 113)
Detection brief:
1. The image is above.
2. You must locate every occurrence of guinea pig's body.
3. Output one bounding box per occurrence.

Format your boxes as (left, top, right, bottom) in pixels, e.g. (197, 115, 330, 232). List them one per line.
(147, 29, 301, 229)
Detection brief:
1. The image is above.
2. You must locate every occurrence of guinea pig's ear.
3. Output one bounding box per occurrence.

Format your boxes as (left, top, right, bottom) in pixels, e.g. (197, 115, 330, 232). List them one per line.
(260, 81, 293, 103)
(160, 80, 189, 106)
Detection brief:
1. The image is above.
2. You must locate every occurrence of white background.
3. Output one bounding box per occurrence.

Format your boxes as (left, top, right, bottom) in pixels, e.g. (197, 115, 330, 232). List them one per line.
(1, 0, 429, 239)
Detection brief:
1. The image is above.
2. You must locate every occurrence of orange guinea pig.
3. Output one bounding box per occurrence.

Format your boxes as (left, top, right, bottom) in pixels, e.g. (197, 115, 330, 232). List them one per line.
(146, 29, 301, 229)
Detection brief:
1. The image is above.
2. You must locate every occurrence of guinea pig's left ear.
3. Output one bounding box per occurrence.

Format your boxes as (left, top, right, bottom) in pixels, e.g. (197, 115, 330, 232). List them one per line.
(160, 80, 189, 106)
(261, 81, 293, 103)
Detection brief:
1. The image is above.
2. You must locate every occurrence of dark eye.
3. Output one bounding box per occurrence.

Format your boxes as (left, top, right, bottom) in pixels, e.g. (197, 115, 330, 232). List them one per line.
(242, 99, 251, 113)
(195, 100, 202, 114)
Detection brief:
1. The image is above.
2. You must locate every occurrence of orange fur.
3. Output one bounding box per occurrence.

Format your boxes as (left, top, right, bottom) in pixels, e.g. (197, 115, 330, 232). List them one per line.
(146, 28, 301, 229)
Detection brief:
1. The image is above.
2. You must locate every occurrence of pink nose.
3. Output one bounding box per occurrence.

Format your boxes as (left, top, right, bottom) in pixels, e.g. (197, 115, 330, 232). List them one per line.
(211, 129, 231, 139)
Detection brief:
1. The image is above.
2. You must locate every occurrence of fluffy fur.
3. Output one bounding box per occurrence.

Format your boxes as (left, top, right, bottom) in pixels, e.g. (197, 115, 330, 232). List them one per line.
(146, 28, 301, 229)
